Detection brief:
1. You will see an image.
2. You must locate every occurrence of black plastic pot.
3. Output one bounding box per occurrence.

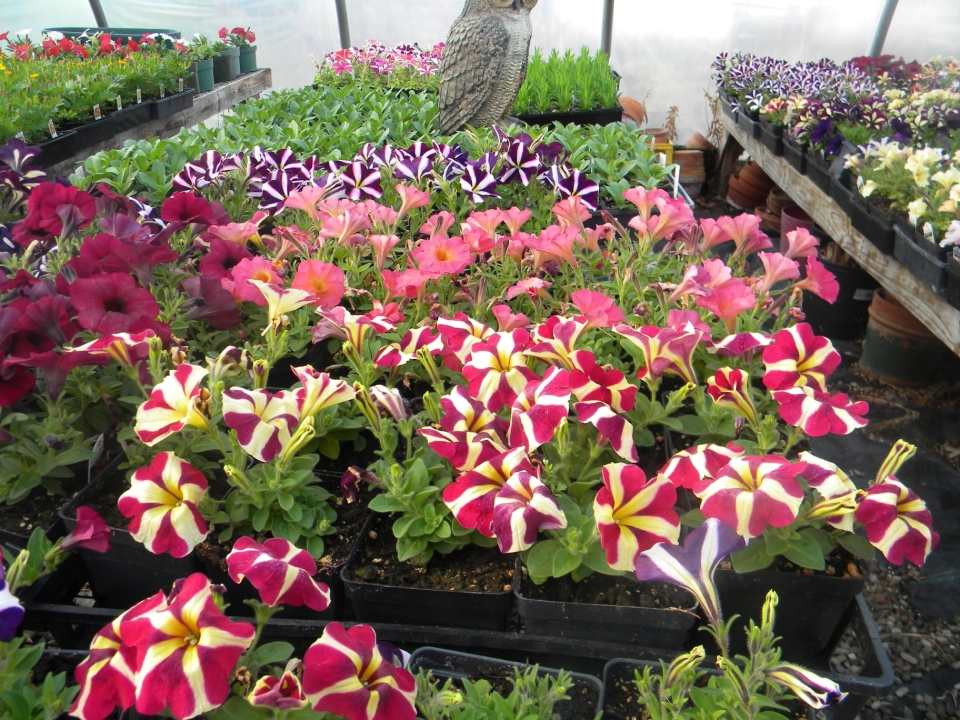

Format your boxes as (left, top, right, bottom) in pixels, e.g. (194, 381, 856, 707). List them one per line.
(719, 93, 737, 122)
(342, 524, 515, 631)
(59, 454, 204, 607)
(893, 223, 948, 293)
(783, 137, 807, 175)
(602, 595, 892, 720)
(715, 567, 863, 667)
(111, 103, 152, 134)
(149, 90, 194, 120)
(737, 111, 761, 139)
(805, 147, 851, 196)
(516, 107, 623, 127)
(830, 181, 896, 255)
(946, 254, 960, 310)
(71, 115, 119, 149)
(758, 119, 784, 155)
(802, 257, 878, 340)
(514, 564, 698, 650)
(36, 130, 80, 168)
(409, 647, 604, 720)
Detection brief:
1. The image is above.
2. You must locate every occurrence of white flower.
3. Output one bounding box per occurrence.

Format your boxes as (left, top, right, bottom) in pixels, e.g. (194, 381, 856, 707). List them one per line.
(907, 199, 928, 223)
(931, 169, 960, 188)
(44, 30, 64, 41)
(941, 220, 960, 248)
(860, 180, 878, 198)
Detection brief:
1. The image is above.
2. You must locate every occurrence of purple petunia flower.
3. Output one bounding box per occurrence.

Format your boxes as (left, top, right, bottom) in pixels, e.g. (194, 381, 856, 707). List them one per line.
(0, 563, 24, 641)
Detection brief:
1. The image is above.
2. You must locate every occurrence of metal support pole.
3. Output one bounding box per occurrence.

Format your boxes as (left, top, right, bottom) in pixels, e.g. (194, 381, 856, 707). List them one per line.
(868, 0, 899, 57)
(335, 0, 351, 50)
(88, 0, 109, 27)
(600, 0, 615, 56)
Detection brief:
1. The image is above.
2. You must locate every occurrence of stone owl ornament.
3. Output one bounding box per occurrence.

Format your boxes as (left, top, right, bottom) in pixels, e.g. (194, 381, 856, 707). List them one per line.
(438, 0, 538, 136)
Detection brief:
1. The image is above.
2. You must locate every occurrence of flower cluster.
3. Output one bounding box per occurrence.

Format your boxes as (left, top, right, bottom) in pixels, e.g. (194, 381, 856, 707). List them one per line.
(316, 39, 444, 91)
(219, 26, 256, 47)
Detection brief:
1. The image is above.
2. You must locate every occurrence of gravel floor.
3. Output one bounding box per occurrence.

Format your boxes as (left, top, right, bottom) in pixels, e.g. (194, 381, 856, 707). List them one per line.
(831, 562, 960, 719)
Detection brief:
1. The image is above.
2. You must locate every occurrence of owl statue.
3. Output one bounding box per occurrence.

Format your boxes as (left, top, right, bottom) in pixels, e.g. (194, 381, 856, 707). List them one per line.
(438, 0, 538, 136)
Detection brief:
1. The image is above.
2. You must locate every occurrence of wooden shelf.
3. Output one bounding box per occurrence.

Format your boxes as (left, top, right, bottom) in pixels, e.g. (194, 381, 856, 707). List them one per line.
(720, 114, 960, 356)
(48, 68, 273, 176)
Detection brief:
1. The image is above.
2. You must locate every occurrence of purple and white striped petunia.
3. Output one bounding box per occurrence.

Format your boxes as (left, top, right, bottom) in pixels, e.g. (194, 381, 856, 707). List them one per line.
(635, 517, 745, 629)
(226, 536, 331, 610)
(491, 471, 567, 553)
(594, 464, 680, 571)
(0, 562, 24, 641)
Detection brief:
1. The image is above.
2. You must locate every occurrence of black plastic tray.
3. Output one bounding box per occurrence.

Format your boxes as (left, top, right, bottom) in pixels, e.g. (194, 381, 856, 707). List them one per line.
(516, 107, 623, 127)
(758, 119, 784, 155)
(946, 254, 960, 310)
(737, 111, 761, 139)
(783, 137, 807, 174)
(409, 647, 604, 720)
(894, 224, 948, 293)
(149, 90, 194, 120)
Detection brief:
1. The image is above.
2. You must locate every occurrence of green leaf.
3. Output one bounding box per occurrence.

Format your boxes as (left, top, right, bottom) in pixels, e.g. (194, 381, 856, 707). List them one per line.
(836, 533, 876, 560)
(368, 496, 408, 513)
(277, 493, 294, 511)
(551, 547, 582, 578)
(250, 641, 294, 666)
(801, 526, 835, 555)
(251, 506, 270, 532)
(730, 541, 775, 573)
(781, 533, 826, 570)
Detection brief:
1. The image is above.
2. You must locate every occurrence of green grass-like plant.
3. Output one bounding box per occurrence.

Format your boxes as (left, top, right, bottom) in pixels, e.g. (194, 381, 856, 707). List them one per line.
(513, 47, 620, 115)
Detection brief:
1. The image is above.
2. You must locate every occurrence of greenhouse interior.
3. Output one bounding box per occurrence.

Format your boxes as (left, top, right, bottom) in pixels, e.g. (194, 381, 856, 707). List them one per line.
(1, 0, 959, 718)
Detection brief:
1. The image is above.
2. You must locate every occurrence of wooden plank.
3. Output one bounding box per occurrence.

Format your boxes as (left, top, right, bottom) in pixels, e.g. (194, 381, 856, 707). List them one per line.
(720, 114, 960, 357)
(48, 68, 273, 176)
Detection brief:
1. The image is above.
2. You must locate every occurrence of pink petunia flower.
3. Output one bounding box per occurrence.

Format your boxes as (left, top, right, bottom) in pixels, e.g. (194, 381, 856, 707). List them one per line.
(413, 235, 472, 275)
(229, 257, 282, 306)
(227, 536, 331, 610)
(292, 260, 346, 308)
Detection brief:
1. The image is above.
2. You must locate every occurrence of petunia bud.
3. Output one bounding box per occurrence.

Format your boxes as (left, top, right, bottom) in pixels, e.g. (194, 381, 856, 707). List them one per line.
(249, 672, 308, 709)
(370, 385, 410, 422)
(875, 439, 916, 485)
(664, 646, 705, 688)
(252, 359, 269, 389)
(340, 466, 380, 504)
(60, 507, 110, 553)
(765, 663, 846, 709)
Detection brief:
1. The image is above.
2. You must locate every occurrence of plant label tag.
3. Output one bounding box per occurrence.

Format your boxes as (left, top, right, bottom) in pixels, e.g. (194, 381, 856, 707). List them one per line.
(178, 77, 184, 92)
(88, 433, 106, 480)
(160, 86, 165, 98)
(14, 132, 25, 141)
(75, 166, 85, 179)
(672, 164, 680, 198)
(136, 88, 142, 104)
(93, 104, 102, 120)
(116, 94, 122, 111)
(48, 120, 57, 138)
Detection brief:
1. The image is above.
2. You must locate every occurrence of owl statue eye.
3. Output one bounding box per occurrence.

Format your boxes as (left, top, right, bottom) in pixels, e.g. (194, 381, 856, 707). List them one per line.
(523, 0, 538, 6)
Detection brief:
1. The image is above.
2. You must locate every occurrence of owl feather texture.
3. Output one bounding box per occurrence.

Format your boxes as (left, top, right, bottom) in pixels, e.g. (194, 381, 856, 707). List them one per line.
(438, 0, 538, 136)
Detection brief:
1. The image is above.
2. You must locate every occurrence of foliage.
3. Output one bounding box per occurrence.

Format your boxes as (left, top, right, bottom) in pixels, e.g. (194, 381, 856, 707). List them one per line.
(514, 47, 620, 115)
(0, 638, 79, 720)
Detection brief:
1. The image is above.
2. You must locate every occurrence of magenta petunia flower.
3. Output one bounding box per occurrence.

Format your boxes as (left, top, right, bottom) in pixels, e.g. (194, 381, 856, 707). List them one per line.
(198, 238, 253, 280)
(69, 272, 161, 334)
(762, 323, 841, 392)
(228, 257, 282, 306)
(855, 478, 939, 565)
(226, 536, 331, 610)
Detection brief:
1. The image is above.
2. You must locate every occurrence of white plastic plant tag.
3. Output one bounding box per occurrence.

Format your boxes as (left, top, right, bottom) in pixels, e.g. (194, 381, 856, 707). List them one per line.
(178, 77, 184, 92)
(48, 120, 57, 138)
(93, 104, 102, 120)
(672, 163, 681, 199)
(136, 88, 142, 104)
(14, 132, 25, 141)
(116, 94, 122, 111)
(160, 86, 165, 98)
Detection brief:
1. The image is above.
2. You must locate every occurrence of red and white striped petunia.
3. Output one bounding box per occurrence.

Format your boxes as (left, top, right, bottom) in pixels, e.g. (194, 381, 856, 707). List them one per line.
(436, 312, 494, 364)
(568, 349, 637, 412)
(574, 401, 638, 463)
(70, 329, 157, 368)
(772, 387, 869, 437)
(438, 386, 508, 435)
(121, 573, 255, 719)
(135, 364, 210, 445)
(525, 315, 589, 369)
(613, 324, 702, 385)
(855, 479, 939, 565)
(706, 367, 758, 426)
(302, 623, 416, 720)
(118, 452, 208, 558)
(442, 448, 533, 537)
(248, 672, 308, 709)
(69, 593, 168, 720)
(711, 332, 772, 358)
(696, 455, 808, 539)
(594, 464, 680, 571)
(508, 367, 571, 452)
(249, 280, 314, 333)
(658, 443, 744, 491)
(222, 387, 300, 463)
(418, 428, 506, 473)
(797, 452, 859, 531)
(226, 536, 331, 610)
(762, 323, 840, 392)
(461, 328, 538, 411)
(291, 365, 356, 420)
(491, 471, 567, 553)
(314, 306, 396, 350)
(373, 326, 442, 368)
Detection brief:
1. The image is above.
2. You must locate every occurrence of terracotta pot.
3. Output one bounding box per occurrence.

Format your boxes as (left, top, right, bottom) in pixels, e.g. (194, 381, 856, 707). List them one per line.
(643, 126, 672, 144)
(727, 185, 762, 210)
(738, 161, 775, 189)
(619, 96, 646, 125)
(755, 206, 782, 234)
(860, 289, 945, 386)
(685, 132, 714, 151)
(766, 187, 795, 215)
(780, 206, 813, 250)
(727, 176, 769, 207)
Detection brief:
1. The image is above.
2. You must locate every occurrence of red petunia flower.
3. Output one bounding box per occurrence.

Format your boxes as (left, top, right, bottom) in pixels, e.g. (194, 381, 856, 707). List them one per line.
(69, 273, 161, 334)
(160, 192, 214, 225)
(198, 238, 253, 280)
